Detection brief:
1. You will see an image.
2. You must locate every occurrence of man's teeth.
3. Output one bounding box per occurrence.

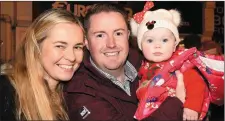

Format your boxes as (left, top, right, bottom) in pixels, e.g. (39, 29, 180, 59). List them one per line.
(104, 52, 119, 56)
(58, 65, 73, 69)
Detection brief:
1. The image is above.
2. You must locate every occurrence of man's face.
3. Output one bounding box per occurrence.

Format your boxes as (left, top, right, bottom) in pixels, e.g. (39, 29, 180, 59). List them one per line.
(86, 12, 130, 73)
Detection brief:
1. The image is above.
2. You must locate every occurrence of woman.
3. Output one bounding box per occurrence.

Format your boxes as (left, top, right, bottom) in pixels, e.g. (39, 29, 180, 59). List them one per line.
(0, 9, 85, 120)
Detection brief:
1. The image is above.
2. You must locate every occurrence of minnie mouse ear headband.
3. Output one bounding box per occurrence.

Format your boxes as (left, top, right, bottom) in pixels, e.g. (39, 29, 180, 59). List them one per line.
(130, 1, 181, 50)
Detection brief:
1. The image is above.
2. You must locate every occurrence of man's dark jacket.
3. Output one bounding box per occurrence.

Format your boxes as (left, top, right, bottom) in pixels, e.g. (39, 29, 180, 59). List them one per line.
(64, 48, 183, 121)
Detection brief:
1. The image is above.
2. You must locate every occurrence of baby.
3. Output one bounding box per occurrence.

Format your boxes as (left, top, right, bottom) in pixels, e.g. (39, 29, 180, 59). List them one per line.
(130, 2, 208, 121)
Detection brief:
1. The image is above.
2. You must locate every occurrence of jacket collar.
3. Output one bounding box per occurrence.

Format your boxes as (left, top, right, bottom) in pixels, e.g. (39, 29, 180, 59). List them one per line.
(89, 57, 137, 83)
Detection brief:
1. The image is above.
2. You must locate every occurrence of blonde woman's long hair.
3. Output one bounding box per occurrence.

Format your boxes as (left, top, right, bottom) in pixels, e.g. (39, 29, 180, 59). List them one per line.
(6, 9, 84, 120)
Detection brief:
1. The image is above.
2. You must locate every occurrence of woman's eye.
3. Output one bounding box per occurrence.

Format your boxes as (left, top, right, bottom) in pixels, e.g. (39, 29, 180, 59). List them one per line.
(163, 39, 168, 42)
(74, 46, 83, 50)
(147, 39, 153, 43)
(56, 45, 65, 49)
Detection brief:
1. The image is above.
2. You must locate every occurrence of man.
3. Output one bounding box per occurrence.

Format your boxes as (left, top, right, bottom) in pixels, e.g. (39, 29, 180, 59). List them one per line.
(64, 3, 185, 121)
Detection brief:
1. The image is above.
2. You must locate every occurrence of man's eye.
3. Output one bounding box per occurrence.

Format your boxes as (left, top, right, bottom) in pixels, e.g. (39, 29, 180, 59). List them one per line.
(147, 39, 153, 43)
(96, 34, 103, 38)
(162, 39, 168, 42)
(116, 32, 123, 36)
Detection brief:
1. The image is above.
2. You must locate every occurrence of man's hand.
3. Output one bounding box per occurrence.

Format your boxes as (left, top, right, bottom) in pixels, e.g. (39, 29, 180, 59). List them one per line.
(183, 108, 198, 120)
(175, 70, 186, 103)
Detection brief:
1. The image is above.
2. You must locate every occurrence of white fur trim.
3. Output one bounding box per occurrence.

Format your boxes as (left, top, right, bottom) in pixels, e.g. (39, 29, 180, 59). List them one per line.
(130, 18, 139, 36)
(169, 9, 181, 27)
(199, 56, 224, 72)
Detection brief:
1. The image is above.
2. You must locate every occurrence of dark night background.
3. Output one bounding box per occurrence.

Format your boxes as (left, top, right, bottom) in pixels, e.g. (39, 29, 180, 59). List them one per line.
(32, 1, 224, 45)
(32, 1, 203, 34)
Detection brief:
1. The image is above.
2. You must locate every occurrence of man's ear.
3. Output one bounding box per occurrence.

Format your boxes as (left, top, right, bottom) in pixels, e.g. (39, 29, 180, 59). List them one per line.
(127, 30, 130, 40)
(85, 38, 89, 50)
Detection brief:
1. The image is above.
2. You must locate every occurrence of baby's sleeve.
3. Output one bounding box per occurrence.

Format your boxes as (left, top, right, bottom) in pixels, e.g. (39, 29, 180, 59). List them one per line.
(183, 68, 206, 112)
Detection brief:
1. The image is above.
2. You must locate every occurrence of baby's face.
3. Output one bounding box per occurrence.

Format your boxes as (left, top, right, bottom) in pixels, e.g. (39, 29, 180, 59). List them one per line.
(141, 28, 176, 62)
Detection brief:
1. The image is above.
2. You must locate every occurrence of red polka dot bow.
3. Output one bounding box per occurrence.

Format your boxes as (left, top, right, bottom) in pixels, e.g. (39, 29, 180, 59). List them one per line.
(133, 1, 154, 24)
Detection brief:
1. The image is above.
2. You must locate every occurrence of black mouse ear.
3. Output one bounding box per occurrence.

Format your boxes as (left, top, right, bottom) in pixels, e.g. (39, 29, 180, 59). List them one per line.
(147, 24, 154, 30)
(146, 21, 156, 30)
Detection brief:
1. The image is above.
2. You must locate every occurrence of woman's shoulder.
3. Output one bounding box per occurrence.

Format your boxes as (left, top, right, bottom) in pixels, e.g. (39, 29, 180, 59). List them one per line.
(0, 75, 14, 91)
(0, 74, 15, 96)
(0, 75, 15, 102)
(0, 74, 16, 120)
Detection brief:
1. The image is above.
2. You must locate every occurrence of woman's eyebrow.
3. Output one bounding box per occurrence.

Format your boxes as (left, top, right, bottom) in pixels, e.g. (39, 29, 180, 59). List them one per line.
(75, 42, 84, 46)
(53, 41, 67, 45)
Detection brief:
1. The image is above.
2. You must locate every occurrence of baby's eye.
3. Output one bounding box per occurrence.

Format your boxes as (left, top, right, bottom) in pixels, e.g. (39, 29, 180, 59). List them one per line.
(147, 39, 153, 43)
(162, 39, 168, 42)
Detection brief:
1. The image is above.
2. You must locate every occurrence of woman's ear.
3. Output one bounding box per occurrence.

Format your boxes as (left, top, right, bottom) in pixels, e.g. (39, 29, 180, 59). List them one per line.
(37, 44, 42, 55)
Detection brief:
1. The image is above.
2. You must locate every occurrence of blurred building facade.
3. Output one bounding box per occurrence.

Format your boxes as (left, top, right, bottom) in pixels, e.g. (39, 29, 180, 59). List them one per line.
(0, 2, 32, 63)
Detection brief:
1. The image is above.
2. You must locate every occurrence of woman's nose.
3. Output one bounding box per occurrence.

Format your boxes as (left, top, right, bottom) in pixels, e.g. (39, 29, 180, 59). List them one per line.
(64, 49, 76, 62)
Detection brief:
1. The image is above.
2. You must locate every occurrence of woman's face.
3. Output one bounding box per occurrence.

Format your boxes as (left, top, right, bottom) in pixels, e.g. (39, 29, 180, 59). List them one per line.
(40, 23, 84, 87)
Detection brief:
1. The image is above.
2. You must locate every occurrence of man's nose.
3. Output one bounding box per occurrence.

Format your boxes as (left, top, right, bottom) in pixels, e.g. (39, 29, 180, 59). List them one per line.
(106, 36, 116, 48)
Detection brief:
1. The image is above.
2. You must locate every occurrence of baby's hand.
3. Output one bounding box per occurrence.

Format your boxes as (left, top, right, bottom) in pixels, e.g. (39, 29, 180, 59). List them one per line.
(183, 108, 198, 120)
